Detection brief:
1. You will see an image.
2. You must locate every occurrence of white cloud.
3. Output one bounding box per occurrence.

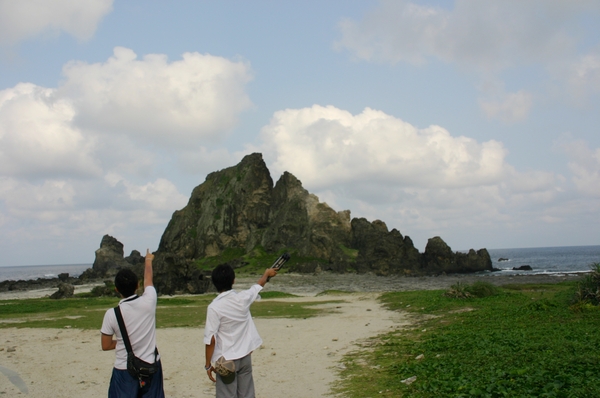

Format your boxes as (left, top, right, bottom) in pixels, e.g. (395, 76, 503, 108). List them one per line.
(0, 83, 101, 179)
(0, 178, 76, 219)
(0, 47, 252, 264)
(335, 0, 595, 71)
(261, 105, 507, 190)
(0, 48, 254, 180)
(255, 104, 583, 250)
(0, 0, 113, 45)
(0, 173, 188, 264)
(479, 90, 533, 123)
(58, 47, 253, 147)
(335, 0, 600, 113)
(566, 47, 600, 100)
(0, 175, 186, 222)
(104, 173, 188, 212)
(503, 168, 558, 195)
(562, 139, 600, 197)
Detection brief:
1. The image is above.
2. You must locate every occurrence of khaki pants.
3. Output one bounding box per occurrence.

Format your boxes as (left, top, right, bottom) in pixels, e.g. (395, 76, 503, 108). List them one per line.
(216, 353, 255, 398)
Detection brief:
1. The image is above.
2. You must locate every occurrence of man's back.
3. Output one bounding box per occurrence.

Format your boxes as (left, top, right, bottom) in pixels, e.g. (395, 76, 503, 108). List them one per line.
(205, 286, 263, 361)
(101, 286, 158, 369)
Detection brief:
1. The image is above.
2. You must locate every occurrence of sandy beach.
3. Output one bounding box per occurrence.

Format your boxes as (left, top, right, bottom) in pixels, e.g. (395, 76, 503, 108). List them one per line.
(0, 272, 584, 397)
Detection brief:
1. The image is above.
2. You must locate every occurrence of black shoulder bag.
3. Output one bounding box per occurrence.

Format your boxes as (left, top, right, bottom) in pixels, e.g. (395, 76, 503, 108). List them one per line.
(114, 296, 159, 383)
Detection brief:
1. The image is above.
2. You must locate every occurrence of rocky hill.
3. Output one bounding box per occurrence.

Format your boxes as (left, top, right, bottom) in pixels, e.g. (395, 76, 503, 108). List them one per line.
(86, 153, 492, 294)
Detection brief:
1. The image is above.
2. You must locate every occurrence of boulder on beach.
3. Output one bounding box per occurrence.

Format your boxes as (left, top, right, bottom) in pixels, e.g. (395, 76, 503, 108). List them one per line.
(50, 282, 74, 299)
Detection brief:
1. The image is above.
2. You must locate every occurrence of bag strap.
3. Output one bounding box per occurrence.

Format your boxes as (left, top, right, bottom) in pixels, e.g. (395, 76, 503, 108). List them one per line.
(114, 303, 135, 355)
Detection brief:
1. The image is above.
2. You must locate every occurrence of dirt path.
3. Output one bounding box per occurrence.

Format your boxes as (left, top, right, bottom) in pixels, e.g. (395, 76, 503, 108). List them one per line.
(0, 293, 409, 397)
(0, 272, 582, 397)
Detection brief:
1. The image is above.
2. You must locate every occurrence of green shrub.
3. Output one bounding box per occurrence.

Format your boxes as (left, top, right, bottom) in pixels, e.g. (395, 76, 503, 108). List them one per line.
(444, 282, 472, 298)
(466, 281, 499, 298)
(571, 262, 600, 306)
(444, 281, 499, 299)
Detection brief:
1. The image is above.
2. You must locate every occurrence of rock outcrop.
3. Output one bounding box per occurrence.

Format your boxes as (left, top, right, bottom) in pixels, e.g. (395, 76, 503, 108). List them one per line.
(145, 153, 492, 294)
(49, 282, 74, 299)
(79, 235, 146, 280)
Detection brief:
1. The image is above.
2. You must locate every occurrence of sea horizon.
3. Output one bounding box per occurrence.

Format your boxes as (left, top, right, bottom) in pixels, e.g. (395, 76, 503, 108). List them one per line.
(1, 244, 599, 283)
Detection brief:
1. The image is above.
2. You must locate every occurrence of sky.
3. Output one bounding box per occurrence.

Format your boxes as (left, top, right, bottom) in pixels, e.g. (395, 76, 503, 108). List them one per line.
(1, 0, 599, 267)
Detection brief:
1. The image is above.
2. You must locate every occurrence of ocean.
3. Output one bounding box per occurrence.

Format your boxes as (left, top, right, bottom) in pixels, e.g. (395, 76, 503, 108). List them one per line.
(0, 263, 91, 282)
(486, 245, 600, 276)
(0, 245, 599, 282)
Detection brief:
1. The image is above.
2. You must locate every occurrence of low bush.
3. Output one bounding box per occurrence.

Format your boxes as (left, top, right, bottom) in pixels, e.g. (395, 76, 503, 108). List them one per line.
(444, 281, 499, 299)
(571, 262, 600, 306)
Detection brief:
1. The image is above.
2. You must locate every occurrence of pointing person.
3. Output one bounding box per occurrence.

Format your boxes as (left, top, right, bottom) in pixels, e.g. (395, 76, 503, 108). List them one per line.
(101, 249, 165, 397)
(204, 264, 278, 397)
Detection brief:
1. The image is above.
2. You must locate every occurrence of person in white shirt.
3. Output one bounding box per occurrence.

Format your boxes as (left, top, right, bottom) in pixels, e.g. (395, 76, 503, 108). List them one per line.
(204, 264, 278, 397)
(101, 249, 165, 398)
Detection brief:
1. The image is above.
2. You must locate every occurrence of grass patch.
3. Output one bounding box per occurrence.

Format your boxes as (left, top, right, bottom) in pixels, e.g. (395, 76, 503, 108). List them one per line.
(316, 289, 354, 296)
(259, 291, 297, 299)
(252, 299, 341, 319)
(0, 292, 333, 330)
(339, 244, 359, 262)
(333, 281, 600, 397)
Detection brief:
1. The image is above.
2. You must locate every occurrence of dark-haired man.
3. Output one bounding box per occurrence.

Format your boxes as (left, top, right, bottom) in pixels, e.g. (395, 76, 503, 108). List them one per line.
(204, 264, 278, 397)
(101, 249, 165, 398)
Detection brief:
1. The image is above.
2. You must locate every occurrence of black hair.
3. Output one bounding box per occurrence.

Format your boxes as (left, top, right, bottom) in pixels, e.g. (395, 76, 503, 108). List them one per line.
(115, 269, 139, 297)
(211, 264, 235, 292)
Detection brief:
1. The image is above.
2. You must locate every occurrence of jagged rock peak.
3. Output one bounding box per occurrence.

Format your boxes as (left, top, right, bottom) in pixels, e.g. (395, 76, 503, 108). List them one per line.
(138, 153, 492, 293)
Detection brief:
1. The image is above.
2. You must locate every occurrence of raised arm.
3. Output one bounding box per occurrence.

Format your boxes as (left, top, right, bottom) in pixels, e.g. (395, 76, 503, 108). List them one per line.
(144, 249, 154, 288)
(257, 268, 278, 287)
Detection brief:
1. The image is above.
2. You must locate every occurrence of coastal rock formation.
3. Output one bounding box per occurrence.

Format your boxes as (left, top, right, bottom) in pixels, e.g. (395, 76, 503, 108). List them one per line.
(79, 235, 145, 280)
(513, 265, 533, 271)
(146, 153, 492, 294)
(49, 282, 74, 299)
(0, 274, 81, 293)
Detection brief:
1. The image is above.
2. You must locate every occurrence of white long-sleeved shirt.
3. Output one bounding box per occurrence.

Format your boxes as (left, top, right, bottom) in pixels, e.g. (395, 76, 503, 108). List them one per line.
(203, 284, 263, 362)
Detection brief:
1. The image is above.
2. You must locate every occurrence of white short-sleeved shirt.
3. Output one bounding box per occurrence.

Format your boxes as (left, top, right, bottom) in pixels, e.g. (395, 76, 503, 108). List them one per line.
(101, 286, 159, 369)
(204, 284, 263, 362)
